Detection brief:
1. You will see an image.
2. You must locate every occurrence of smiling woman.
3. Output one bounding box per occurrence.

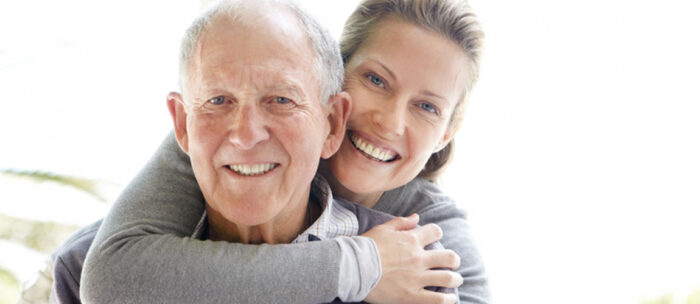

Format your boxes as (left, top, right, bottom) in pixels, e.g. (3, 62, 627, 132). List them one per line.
(329, 16, 472, 207)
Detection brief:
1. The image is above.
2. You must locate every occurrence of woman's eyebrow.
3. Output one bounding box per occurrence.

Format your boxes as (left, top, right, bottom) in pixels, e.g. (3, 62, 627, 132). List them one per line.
(419, 89, 447, 102)
(366, 58, 396, 81)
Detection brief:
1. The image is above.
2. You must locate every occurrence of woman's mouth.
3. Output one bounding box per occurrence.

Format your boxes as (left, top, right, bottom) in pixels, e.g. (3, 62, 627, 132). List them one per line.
(349, 133, 399, 162)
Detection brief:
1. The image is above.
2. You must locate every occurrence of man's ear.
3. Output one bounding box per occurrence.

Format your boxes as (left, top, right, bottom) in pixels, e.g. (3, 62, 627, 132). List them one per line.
(167, 92, 190, 153)
(321, 92, 352, 159)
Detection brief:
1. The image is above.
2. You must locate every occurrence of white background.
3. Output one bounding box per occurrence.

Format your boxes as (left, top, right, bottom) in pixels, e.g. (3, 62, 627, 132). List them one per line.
(1, 0, 698, 303)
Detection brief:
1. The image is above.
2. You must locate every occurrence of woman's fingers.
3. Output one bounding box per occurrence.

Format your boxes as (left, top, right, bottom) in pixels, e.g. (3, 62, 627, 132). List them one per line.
(423, 248, 461, 270)
(415, 288, 459, 304)
(380, 213, 420, 231)
(362, 218, 462, 304)
(411, 223, 443, 247)
(421, 270, 464, 289)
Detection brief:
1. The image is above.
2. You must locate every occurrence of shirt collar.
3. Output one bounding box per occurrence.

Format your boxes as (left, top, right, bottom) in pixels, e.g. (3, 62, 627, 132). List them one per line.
(292, 174, 358, 243)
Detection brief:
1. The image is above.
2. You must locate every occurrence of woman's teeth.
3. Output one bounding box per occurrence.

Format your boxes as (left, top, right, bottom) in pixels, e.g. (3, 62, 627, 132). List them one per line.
(228, 163, 277, 176)
(350, 134, 397, 162)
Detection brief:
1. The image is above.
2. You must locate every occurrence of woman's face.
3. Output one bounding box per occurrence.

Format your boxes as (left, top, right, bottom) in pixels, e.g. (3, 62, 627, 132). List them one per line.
(329, 17, 472, 197)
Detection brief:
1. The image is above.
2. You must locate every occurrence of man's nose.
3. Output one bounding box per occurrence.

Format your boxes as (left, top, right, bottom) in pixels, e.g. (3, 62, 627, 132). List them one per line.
(228, 104, 270, 150)
(372, 99, 406, 138)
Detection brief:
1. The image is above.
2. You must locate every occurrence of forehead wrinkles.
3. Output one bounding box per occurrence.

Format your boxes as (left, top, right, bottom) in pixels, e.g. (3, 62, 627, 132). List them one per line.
(200, 63, 309, 99)
(186, 12, 321, 103)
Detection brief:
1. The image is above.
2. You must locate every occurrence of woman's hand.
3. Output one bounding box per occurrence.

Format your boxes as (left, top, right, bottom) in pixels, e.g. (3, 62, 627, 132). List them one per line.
(363, 214, 463, 304)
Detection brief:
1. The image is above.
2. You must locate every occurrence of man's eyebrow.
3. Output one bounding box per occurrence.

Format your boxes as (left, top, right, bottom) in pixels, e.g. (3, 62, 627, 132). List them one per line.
(269, 81, 307, 98)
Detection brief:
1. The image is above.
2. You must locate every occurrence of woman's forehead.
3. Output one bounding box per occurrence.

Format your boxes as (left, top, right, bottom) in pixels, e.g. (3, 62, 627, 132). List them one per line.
(351, 18, 471, 103)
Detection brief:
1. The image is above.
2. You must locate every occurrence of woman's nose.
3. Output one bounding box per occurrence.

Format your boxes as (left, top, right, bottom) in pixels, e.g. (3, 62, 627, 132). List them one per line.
(372, 100, 406, 138)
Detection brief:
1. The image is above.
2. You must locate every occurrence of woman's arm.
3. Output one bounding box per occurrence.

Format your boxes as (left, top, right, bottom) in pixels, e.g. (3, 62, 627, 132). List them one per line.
(375, 178, 491, 304)
(81, 132, 451, 304)
(81, 133, 364, 303)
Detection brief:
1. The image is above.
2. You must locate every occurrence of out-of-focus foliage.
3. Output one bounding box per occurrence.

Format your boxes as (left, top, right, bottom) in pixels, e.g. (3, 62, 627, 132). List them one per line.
(642, 289, 700, 304)
(0, 170, 109, 202)
(643, 293, 674, 304)
(687, 289, 700, 304)
(0, 268, 20, 304)
(1, 169, 96, 304)
(0, 213, 79, 254)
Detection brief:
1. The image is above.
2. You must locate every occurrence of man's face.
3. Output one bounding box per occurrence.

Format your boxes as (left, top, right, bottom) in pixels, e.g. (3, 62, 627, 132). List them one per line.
(170, 11, 337, 230)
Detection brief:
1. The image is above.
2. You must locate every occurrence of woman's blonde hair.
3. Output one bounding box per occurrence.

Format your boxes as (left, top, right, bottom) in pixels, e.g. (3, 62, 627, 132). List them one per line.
(339, 0, 484, 182)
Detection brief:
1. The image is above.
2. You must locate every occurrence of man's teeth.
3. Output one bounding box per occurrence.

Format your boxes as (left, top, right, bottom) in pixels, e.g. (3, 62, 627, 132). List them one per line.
(228, 164, 276, 176)
(351, 134, 396, 162)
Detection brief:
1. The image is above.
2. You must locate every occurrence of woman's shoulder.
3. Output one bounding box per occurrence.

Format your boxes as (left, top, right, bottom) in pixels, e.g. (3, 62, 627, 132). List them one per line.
(375, 177, 461, 217)
(389, 177, 454, 203)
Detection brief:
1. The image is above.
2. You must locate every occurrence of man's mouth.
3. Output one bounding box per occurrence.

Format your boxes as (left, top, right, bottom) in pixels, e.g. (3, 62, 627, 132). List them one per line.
(349, 133, 399, 162)
(226, 163, 279, 176)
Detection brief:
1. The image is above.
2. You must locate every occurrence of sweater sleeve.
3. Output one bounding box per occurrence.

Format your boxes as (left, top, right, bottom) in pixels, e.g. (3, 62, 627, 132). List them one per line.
(80, 132, 363, 304)
(374, 179, 491, 304)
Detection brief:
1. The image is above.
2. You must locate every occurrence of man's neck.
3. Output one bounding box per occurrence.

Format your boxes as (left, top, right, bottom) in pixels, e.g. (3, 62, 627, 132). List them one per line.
(205, 193, 320, 244)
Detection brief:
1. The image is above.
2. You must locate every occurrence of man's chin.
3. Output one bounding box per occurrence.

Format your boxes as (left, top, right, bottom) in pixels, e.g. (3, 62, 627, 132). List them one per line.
(216, 201, 279, 225)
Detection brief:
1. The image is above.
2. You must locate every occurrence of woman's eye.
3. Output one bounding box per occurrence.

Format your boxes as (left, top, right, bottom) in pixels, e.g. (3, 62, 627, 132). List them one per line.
(367, 74, 384, 87)
(275, 96, 292, 104)
(208, 96, 226, 105)
(419, 102, 438, 114)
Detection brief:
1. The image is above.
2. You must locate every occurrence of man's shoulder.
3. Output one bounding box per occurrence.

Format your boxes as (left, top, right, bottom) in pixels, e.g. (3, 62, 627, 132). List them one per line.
(53, 220, 101, 263)
(51, 219, 101, 304)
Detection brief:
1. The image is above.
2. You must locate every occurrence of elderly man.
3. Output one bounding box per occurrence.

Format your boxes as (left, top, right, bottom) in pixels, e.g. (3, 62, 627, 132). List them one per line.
(44, 1, 459, 304)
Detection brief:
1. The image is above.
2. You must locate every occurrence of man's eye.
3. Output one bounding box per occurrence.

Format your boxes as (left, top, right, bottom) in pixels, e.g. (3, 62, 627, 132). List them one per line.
(419, 102, 438, 114)
(208, 96, 226, 105)
(275, 96, 292, 104)
(367, 73, 384, 87)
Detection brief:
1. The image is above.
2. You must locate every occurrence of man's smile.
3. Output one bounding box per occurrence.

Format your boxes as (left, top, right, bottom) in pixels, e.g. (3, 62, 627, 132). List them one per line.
(226, 163, 279, 176)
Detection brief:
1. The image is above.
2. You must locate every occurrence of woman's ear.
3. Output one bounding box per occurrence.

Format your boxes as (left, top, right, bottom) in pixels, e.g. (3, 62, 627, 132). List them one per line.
(321, 92, 352, 159)
(167, 92, 190, 154)
(434, 119, 462, 153)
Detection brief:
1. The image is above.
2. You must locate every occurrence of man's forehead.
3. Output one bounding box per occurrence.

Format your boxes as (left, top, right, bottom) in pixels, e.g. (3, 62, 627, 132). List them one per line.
(197, 13, 314, 73)
(197, 63, 310, 96)
(199, 7, 310, 55)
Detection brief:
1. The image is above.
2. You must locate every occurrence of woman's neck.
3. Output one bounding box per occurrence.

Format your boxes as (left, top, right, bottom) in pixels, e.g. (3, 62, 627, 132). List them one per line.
(318, 160, 384, 209)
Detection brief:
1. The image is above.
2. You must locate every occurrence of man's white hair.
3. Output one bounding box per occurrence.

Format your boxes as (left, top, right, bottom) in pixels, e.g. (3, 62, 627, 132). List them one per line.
(178, 0, 344, 104)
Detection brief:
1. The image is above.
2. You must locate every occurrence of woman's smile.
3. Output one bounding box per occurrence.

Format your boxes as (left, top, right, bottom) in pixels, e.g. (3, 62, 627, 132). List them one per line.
(348, 131, 400, 163)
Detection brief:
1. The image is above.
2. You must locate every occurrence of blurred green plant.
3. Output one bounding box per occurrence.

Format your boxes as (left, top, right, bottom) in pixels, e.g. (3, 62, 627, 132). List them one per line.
(1, 168, 110, 304)
(0, 169, 109, 202)
(687, 289, 700, 304)
(0, 213, 79, 254)
(643, 293, 674, 304)
(642, 289, 700, 304)
(0, 268, 20, 304)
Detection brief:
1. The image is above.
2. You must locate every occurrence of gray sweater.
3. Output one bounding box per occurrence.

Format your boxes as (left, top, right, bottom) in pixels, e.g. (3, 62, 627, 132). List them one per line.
(81, 133, 490, 303)
(51, 176, 455, 303)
